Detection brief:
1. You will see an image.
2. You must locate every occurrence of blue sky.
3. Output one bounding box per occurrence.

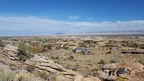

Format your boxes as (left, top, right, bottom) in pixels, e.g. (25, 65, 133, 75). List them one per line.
(0, 0, 144, 35)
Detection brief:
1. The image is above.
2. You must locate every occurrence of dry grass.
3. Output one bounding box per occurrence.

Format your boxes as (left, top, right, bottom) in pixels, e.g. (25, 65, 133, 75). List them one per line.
(0, 65, 16, 81)
(0, 63, 44, 81)
(13, 70, 35, 81)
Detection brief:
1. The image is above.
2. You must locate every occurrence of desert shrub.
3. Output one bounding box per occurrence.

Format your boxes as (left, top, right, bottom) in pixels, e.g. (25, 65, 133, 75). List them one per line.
(50, 56, 55, 60)
(91, 68, 98, 72)
(0, 65, 40, 81)
(106, 51, 112, 54)
(129, 43, 139, 48)
(43, 46, 49, 52)
(139, 44, 144, 49)
(138, 59, 144, 65)
(17, 42, 33, 62)
(28, 46, 38, 53)
(121, 40, 132, 47)
(68, 56, 74, 60)
(47, 45, 52, 50)
(0, 67, 4, 81)
(81, 51, 85, 54)
(55, 56, 59, 59)
(56, 46, 61, 50)
(115, 76, 125, 81)
(0, 66, 16, 81)
(83, 40, 97, 47)
(121, 40, 129, 43)
(99, 60, 106, 64)
(84, 40, 95, 44)
(64, 46, 70, 50)
(9, 63, 18, 71)
(27, 64, 36, 73)
(72, 68, 77, 71)
(0, 67, 4, 77)
(37, 46, 44, 53)
(0, 39, 5, 47)
(0, 71, 16, 81)
(91, 68, 98, 77)
(50, 56, 59, 60)
(65, 64, 72, 69)
(110, 59, 117, 63)
(40, 72, 49, 80)
(13, 70, 35, 81)
(79, 43, 88, 47)
(18, 54, 27, 62)
(10, 66, 17, 71)
(0, 59, 7, 65)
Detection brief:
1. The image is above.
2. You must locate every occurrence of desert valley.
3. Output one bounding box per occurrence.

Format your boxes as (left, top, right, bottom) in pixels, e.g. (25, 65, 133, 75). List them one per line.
(0, 35, 144, 81)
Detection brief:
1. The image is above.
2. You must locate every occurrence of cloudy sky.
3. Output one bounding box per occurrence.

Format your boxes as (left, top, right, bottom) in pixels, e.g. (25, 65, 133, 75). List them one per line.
(0, 0, 144, 35)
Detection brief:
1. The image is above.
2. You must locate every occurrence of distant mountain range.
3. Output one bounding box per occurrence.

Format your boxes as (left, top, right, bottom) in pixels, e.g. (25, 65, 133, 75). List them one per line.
(64, 30, 144, 35)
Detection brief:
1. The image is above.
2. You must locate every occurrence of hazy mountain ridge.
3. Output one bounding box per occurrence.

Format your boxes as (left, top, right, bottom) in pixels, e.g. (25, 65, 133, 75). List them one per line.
(65, 30, 144, 35)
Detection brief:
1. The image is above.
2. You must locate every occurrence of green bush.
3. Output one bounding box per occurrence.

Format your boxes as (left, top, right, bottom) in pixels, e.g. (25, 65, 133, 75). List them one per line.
(72, 68, 77, 71)
(55, 56, 59, 59)
(110, 59, 117, 63)
(64, 46, 70, 50)
(19, 54, 27, 62)
(99, 60, 106, 64)
(50, 56, 59, 60)
(115, 76, 125, 81)
(68, 56, 74, 60)
(106, 51, 112, 54)
(0, 71, 16, 81)
(27, 64, 36, 73)
(9, 63, 18, 71)
(0, 66, 41, 81)
(50, 56, 55, 60)
(0, 39, 5, 47)
(40, 72, 49, 80)
(138, 59, 144, 65)
(17, 42, 33, 62)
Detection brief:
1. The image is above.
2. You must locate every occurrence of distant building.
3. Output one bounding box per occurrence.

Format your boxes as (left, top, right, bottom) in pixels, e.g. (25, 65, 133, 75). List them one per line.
(121, 50, 144, 54)
(74, 47, 90, 54)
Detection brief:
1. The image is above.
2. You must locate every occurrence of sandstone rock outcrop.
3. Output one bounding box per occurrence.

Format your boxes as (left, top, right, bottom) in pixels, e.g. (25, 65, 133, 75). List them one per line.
(98, 63, 117, 80)
(74, 75, 101, 81)
(99, 62, 144, 81)
(25, 55, 101, 81)
(2, 44, 18, 60)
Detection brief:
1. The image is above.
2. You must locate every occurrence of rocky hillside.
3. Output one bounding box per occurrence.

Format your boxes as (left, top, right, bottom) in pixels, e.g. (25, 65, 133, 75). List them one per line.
(0, 44, 101, 81)
(0, 36, 144, 81)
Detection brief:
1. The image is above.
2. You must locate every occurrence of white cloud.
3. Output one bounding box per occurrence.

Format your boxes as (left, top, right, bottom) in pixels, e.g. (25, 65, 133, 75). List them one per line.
(68, 16, 80, 20)
(87, 17, 94, 20)
(0, 16, 144, 35)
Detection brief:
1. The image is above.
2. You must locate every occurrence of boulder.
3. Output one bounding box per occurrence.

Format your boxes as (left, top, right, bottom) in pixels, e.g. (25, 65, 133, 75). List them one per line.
(98, 70, 117, 81)
(25, 55, 81, 76)
(2, 44, 18, 60)
(130, 62, 144, 71)
(99, 63, 117, 81)
(117, 67, 132, 79)
(25, 55, 102, 81)
(74, 75, 101, 81)
(116, 62, 144, 80)
(40, 61, 65, 70)
(102, 63, 117, 70)
(36, 65, 58, 73)
(52, 73, 73, 81)
(118, 62, 144, 71)
(3, 44, 18, 53)
(84, 76, 101, 81)
(128, 71, 144, 81)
